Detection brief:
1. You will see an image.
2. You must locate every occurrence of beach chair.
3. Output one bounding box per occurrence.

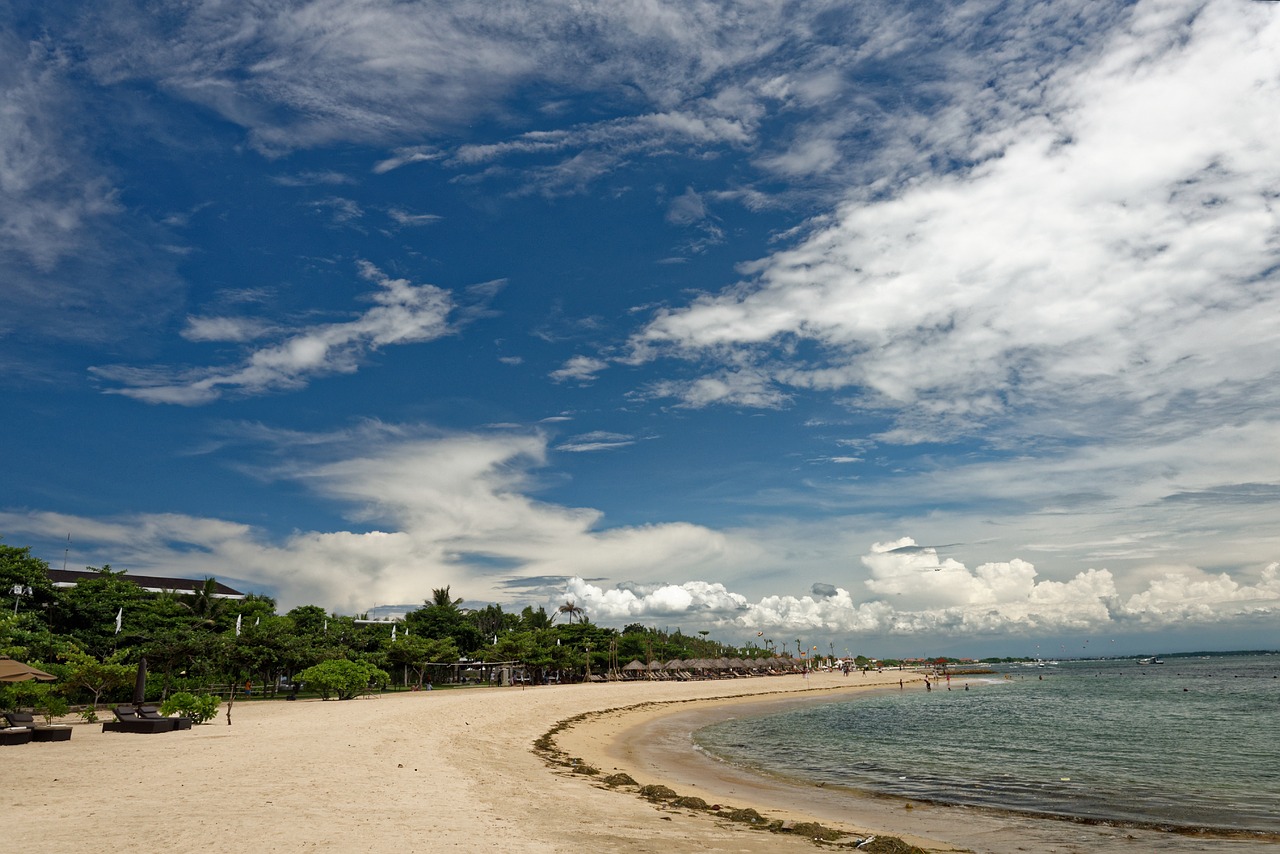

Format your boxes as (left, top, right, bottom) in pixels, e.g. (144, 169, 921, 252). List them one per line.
(1, 726, 34, 745)
(138, 704, 193, 730)
(3, 710, 73, 741)
(102, 705, 174, 734)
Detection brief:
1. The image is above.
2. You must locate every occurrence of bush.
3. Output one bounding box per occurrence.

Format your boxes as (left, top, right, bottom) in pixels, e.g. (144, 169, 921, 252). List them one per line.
(35, 692, 70, 724)
(298, 659, 389, 700)
(160, 691, 221, 724)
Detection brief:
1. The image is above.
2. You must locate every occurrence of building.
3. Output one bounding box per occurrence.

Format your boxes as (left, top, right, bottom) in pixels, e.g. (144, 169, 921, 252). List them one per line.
(47, 569, 246, 600)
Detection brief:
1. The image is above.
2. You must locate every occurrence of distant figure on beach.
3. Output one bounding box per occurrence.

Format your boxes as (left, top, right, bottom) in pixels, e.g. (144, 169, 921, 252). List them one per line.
(899, 679, 903, 689)
(925, 678, 932, 691)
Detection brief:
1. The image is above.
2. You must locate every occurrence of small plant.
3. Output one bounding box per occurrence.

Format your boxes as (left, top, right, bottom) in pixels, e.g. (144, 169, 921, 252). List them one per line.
(78, 706, 100, 723)
(34, 690, 70, 724)
(160, 691, 221, 724)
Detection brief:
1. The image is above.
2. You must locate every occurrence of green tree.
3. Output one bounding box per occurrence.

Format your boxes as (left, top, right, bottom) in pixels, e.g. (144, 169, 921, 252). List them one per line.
(298, 659, 389, 700)
(0, 541, 58, 618)
(179, 577, 230, 628)
(53, 566, 150, 657)
(553, 599, 584, 624)
(519, 605, 552, 630)
(388, 635, 458, 688)
(59, 645, 134, 710)
(404, 586, 481, 653)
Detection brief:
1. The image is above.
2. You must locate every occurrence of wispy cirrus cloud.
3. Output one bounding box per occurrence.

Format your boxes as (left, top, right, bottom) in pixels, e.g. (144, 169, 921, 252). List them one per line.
(629, 1, 1280, 451)
(91, 262, 455, 404)
(555, 431, 636, 453)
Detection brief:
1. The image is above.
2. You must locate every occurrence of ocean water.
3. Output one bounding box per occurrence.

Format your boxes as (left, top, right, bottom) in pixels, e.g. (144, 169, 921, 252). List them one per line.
(693, 654, 1280, 834)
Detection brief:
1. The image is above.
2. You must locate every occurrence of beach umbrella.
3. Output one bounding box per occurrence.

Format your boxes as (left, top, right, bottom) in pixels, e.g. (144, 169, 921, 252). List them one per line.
(0, 657, 56, 682)
(132, 655, 148, 705)
(622, 660, 646, 672)
(664, 659, 683, 671)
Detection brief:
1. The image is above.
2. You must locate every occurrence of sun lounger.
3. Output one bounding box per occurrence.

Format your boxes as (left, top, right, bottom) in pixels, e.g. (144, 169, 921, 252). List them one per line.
(138, 705, 192, 730)
(1, 726, 34, 745)
(2, 711, 73, 741)
(102, 705, 174, 734)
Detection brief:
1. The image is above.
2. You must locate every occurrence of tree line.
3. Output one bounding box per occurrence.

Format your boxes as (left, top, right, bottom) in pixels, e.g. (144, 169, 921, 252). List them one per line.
(1, 540, 766, 711)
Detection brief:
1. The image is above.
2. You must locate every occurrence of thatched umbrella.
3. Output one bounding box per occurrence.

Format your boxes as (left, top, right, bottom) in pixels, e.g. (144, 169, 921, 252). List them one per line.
(621, 660, 646, 677)
(664, 659, 683, 671)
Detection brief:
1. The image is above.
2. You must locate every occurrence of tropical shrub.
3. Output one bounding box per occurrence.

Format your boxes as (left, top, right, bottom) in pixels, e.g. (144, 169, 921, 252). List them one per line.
(298, 659, 389, 700)
(160, 691, 221, 723)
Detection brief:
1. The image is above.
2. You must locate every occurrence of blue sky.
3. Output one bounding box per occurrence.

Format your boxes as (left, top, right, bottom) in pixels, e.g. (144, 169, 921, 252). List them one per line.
(3, 0, 1278, 657)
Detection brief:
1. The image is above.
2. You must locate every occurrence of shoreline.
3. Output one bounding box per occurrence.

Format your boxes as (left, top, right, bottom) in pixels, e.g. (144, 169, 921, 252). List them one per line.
(549, 672, 1280, 853)
(7, 672, 1278, 853)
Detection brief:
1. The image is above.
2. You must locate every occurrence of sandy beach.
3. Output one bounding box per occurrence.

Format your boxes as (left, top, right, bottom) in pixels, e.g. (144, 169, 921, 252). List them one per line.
(7, 671, 1275, 853)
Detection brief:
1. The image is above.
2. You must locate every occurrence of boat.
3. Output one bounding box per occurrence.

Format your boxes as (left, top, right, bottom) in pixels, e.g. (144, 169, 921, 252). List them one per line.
(1137, 656, 1164, 665)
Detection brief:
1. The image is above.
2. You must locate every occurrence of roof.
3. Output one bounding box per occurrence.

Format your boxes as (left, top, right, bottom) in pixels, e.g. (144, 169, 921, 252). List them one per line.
(47, 569, 245, 599)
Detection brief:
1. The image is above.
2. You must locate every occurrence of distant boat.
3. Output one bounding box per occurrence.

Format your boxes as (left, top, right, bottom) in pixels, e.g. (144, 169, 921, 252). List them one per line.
(1138, 656, 1164, 665)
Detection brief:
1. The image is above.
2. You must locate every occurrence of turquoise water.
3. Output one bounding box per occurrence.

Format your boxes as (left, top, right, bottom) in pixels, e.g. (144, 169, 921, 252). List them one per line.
(693, 654, 1280, 834)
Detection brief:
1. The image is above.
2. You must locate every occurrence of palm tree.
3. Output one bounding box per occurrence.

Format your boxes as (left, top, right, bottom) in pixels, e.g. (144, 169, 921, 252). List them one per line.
(553, 600, 584, 624)
(429, 586, 463, 611)
(180, 577, 227, 629)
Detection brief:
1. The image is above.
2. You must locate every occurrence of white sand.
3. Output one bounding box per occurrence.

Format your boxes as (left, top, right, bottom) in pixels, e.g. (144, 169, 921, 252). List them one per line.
(7, 672, 1275, 853)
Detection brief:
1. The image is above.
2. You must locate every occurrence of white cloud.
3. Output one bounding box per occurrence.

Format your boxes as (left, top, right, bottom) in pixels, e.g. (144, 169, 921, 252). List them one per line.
(3, 420, 1275, 642)
(629, 1, 1280, 448)
(0, 429, 749, 612)
(181, 316, 276, 343)
(555, 431, 636, 453)
(387, 208, 441, 227)
(642, 370, 792, 409)
(91, 262, 454, 404)
(559, 537, 1280, 639)
(549, 355, 609, 384)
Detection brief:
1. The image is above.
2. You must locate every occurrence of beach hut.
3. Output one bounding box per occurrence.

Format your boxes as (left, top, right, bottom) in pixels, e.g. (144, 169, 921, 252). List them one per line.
(621, 660, 646, 679)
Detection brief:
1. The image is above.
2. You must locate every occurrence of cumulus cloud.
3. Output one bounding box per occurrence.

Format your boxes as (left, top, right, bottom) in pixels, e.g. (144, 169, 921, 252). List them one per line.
(558, 537, 1280, 639)
(91, 262, 454, 404)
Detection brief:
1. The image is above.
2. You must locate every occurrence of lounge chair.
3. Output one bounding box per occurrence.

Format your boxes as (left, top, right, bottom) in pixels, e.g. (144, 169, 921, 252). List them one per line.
(1, 726, 34, 745)
(138, 704, 192, 730)
(102, 705, 174, 734)
(2, 711, 73, 741)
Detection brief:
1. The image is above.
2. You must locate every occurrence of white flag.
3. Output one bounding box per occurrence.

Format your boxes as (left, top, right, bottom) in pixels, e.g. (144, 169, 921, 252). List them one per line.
(235, 613, 242, 636)
(115, 607, 122, 634)
(255, 616, 260, 626)
(323, 619, 328, 633)
(391, 625, 397, 641)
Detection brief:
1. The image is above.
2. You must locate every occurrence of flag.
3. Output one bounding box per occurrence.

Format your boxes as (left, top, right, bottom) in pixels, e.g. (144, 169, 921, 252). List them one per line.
(255, 616, 260, 626)
(115, 607, 122, 634)
(391, 625, 397, 641)
(323, 619, 328, 633)
(235, 613, 242, 637)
